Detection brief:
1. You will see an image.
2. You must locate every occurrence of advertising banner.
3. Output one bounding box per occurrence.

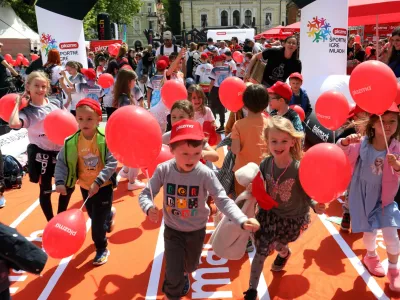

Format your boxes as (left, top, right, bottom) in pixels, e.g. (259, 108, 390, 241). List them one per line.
(35, 6, 88, 67)
(90, 40, 123, 52)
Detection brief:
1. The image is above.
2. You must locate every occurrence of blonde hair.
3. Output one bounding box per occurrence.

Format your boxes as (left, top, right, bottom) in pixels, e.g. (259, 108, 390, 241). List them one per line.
(25, 71, 51, 97)
(263, 116, 304, 161)
(187, 84, 207, 116)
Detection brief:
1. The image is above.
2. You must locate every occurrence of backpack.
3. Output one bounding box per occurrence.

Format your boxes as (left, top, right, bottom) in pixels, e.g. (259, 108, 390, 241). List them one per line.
(43, 64, 61, 94)
(2, 155, 24, 189)
(160, 44, 178, 55)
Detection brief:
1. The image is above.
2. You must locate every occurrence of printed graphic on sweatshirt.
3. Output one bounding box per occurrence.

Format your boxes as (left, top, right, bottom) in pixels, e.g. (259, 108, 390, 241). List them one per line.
(166, 183, 200, 218)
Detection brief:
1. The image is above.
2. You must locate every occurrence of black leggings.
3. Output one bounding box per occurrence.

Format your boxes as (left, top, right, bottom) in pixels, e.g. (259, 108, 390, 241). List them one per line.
(105, 107, 117, 120)
(0, 148, 4, 194)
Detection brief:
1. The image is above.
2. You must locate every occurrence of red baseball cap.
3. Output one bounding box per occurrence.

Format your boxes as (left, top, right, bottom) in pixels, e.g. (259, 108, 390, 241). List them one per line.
(289, 72, 303, 82)
(170, 119, 205, 144)
(348, 104, 366, 119)
(81, 68, 96, 81)
(76, 98, 102, 116)
(200, 53, 208, 59)
(267, 81, 293, 101)
(213, 55, 225, 62)
(156, 60, 168, 71)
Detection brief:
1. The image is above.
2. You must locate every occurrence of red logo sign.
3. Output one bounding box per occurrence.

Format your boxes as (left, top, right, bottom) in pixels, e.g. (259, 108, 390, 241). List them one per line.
(216, 32, 226, 35)
(333, 28, 347, 36)
(59, 42, 79, 50)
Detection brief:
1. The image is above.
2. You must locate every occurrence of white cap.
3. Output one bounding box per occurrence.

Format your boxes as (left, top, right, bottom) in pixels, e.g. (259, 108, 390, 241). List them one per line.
(163, 31, 172, 40)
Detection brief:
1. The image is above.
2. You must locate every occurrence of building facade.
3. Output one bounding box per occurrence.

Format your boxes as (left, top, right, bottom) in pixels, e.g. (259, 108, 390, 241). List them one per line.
(126, 0, 165, 49)
(180, 0, 287, 34)
(286, 0, 300, 25)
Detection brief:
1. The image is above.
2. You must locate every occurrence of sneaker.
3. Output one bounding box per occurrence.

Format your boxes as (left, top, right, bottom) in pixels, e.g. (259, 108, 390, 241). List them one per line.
(271, 249, 292, 272)
(388, 268, 400, 292)
(246, 239, 254, 253)
(363, 254, 385, 277)
(128, 180, 146, 191)
(340, 212, 351, 231)
(93, 249, 110, 266)
(117, 168, 129, 181)
(243, 288, 257, 300)
(0, 196, 5, 208)
(106, 206, 116, 233)
(181, 273, 191, 296)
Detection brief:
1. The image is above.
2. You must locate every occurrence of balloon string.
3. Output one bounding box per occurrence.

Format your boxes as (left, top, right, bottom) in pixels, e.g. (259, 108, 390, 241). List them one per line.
(333, 131, 336, 144)
(145, 169, 155, 202)
(379, 115, 394, 175)
(80, 196, 90, 211)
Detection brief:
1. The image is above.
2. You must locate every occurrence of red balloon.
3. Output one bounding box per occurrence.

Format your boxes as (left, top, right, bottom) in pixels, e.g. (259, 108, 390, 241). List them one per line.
(106, 106, 162, 168)
(365, 46, 372, 56)
(349, 60, 397, 115)
(232, 51, 243, 64)
(10, 60, 16, 67)
(44, 110, 78, 146)
(22, 58, 30, 67)
(4, 54, 12, 63)
(218, 77, 245, 112)
(141, 144, 173, 177)
(203, 121, 218, 146)
(31, 54, 39, 61)
(0, 93, 28, 122)
(355, 35, 361, 44)
(395, 83, 400, 106)
(289, 105, 305, 122)
(108, 44, 119, 57)
(15, 56, 23, 65)
(17, 53, 23, 57)
(315, 91, 350, 130)
(299, 143, 352, 203)
(161, 80, 188, 109)
(98, 73, 114, 89)
(42, 209, 87, 259)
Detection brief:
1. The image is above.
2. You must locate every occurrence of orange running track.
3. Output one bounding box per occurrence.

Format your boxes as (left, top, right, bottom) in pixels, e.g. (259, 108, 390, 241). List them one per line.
(2, 146, 400, 300)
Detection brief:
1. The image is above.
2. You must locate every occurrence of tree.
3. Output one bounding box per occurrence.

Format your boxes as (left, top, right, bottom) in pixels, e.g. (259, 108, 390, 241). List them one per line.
(83, 0, 142, 39)
(0, 0, 38, 32)
(163, 0, 181, 35)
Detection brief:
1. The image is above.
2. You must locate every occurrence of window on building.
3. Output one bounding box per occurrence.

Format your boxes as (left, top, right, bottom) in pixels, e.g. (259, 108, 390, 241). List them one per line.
(265, 13, 272, 27)
(221, 10, 228, 26)
(245, 10, 252, 26)
(233, 10, 240, 26)
(133, 18, 140, 31)
(201, 14, 208, 28)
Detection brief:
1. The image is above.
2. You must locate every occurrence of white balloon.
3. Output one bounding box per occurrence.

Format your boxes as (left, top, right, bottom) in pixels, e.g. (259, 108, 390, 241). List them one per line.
(320, 75, 354, 106)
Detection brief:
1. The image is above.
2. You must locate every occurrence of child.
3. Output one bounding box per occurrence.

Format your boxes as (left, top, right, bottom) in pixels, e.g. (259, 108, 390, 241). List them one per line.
(60, 68, 104, 103)
(231, 84, 269, 196)
(238, 52, 253, 80)
(188, 84, 215, 127)
(8, 71, 71, 221)
(96, 56, 106, 78)
(147, 59, 168, 109)
(244, 116, 325, 300)
(63, 61, 86, 116)
(55, 98, 117, 265)
(224, 51, 237, 76)
(194, 53, 213, 96)
(162, 100, 219, 163)
(209, 55, 232, 132)
(268, 81, 303, 132)
(103, 60, 119, 119)
(112, 69, 146, 191)
(139, 119, 260, 299)
(288, 72, 312, 119)
(337, 103, 400, 291)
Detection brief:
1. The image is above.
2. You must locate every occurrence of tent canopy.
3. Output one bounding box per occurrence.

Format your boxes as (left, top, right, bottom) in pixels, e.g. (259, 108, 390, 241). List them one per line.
(0, 5, 40, 42)
(282, 22, 300, 33)
(348, 0, 400, 25)
(254, 26, 290, 39)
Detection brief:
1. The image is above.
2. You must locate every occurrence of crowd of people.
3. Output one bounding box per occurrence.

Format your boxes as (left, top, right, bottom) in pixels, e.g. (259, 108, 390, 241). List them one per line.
(0, 26, 400, 300)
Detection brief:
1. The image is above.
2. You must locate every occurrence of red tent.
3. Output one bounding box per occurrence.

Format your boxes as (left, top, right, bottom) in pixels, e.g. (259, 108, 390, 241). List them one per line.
(282, 22, 300, 33)
(348, 0, 400, 25)
(254, 25, 289, 39)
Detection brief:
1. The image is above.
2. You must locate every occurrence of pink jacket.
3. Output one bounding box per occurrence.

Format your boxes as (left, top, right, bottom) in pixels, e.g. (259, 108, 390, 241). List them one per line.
(337, 137, 400, 207)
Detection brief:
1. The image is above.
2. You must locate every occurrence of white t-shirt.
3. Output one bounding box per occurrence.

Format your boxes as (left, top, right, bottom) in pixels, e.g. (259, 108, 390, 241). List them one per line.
(68, 73, 86, 110)
(195, 107, 215, 126)
(219, 47, 230, 55)
(102, 77, 116, 108)
(155, 44, 181, 57)
(75, 82, 104, 102)
(47, 65, 63, 85)
(209, 66, 232, 87)
(195, 63, 213, 85)
(224, 59, 237, 73)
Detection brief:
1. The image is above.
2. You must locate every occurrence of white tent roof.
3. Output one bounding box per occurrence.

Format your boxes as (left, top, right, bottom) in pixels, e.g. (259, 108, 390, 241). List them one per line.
(0, 5, 39, 43)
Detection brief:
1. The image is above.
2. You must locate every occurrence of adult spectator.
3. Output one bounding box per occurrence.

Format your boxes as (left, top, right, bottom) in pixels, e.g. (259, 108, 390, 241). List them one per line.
(128, 48, 137, 70)
(186, 42, 199, 79)
(116, 44, 129, 68)
(86, 46, 94, 68)
(25, 52, 44, 75)
(43, 49, 63, 98)
(155, 31, 180, 57)
(347, 35, 355, 60)
(245, 39, 263, 54)
(204, 38, 219, 53)
(353, 42, 366, 63)
(0, 42, 20, 98)
(230, 37, 242, 52)
(245, 35, 301, 87)
(387, 26, 400, 78)
(142, 45, 155, 76)
(219, 41, 230, 55)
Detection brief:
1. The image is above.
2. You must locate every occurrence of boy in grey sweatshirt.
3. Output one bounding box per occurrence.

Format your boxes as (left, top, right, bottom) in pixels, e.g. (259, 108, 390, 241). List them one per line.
(139, 119, 259, 300)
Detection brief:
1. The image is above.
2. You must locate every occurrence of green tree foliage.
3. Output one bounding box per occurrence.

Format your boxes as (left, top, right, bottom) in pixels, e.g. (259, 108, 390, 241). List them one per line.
(163, 0, 181, 35)
(0, 0, 38, 32)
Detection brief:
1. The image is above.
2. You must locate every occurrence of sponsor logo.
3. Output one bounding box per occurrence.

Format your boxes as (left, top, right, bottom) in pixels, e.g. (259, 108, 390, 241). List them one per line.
(216, 32, 227, 35)
(316, 113, 331, 120)
(55, 223, 77, 236)
(59, 42, 79, 50)
(352, 86, 371, 95)
(176, 124, 194, 131)
(307, 16, 332, 43)
(40, 33, 58, 55)
(333, 28, 347, 36)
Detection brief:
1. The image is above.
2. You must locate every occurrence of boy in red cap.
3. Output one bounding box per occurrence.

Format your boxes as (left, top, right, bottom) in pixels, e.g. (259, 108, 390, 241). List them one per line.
(139, 119, 260, 299)
(268, 81, 303, 131)
(288, 72, 312, 119)
(60, 68, 104, 103)
(194, 52, 213, 95)
(147, 59, 168, 108)
(55, 98, 117, 266)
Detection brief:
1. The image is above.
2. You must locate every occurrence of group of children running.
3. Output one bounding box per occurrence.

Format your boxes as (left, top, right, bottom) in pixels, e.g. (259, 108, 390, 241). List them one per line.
(5, 41, 400, 299)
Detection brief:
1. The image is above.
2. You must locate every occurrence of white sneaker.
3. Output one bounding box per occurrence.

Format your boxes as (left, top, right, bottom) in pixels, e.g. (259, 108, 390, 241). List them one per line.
(117, 169, 129, 182)
(128, 180, 146, 191)
(0, 196, 5, 208)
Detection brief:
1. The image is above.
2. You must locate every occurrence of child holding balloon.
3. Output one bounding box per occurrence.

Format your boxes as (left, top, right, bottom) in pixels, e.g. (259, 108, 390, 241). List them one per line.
(139, 119, 260, 300)
(243, 116, 325, 300)
(187, 84, 215, 127)
(55, 98, 117, 266)
(8, 71, 71, 222)
(337, 103, 400, 291)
